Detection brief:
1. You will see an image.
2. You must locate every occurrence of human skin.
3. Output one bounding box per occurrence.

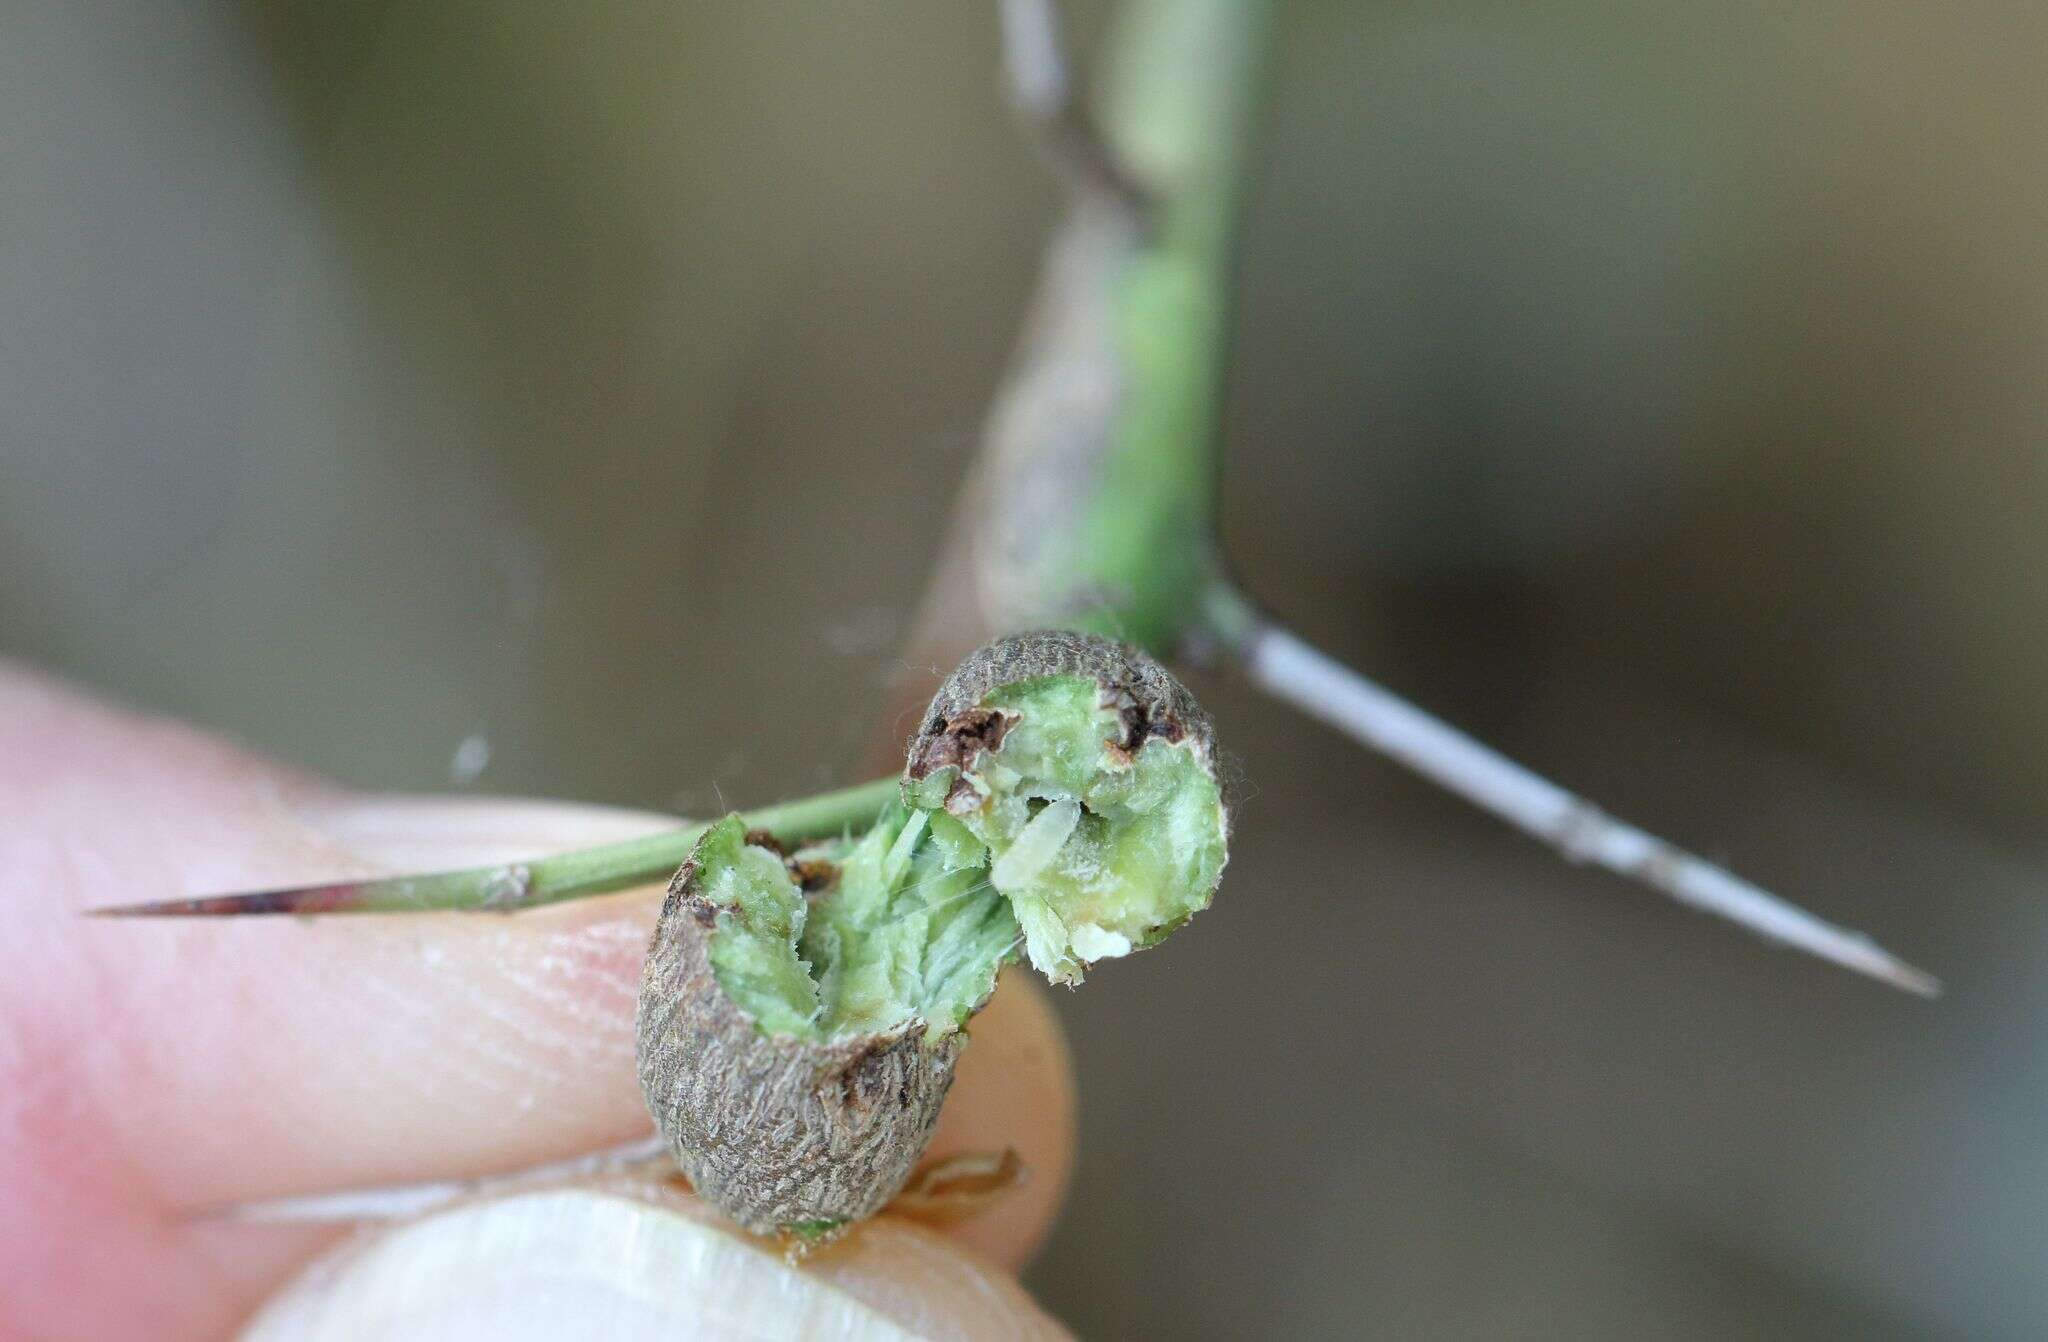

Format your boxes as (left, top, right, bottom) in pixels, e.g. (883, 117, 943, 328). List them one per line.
(0, 661, 1075, 1340)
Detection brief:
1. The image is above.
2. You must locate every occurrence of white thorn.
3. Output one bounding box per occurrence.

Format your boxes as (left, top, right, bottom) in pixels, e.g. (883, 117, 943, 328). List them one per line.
(1240, 621, 1939, 997)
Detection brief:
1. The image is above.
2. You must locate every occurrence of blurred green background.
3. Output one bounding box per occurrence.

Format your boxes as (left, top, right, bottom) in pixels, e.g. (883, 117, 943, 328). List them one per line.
(6, 1, 2046, 1336)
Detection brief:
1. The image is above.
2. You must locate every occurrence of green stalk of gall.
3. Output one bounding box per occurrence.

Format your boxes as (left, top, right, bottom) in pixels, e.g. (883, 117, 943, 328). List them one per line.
(636, 631, 1227, 1241)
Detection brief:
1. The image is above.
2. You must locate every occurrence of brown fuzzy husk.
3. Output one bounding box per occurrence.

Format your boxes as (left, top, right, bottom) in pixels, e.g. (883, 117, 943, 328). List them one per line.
(906, 628, 1216, 788)
(635, 850, 961, 1240)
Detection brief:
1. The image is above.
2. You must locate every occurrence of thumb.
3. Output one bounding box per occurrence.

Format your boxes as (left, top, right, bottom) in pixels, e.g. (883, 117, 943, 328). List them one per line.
(242, 1182, 1069, 1341)
(0, 661, 1072, 1341)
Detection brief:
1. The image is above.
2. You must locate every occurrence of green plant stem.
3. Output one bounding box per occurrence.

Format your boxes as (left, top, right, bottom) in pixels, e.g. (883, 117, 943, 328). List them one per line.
(92, 776, 900, 918)
(1064, 0, 1268, 653)
(940, 0, 1268, 657)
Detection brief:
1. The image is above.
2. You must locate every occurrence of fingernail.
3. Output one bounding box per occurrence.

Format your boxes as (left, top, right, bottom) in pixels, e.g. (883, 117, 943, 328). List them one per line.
(239, 1185, 1069, 1341)
(291, 795, 680, 872)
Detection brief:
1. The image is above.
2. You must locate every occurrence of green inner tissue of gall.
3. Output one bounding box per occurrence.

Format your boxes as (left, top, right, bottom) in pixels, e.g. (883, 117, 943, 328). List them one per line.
(702, 674, 1226, 1042)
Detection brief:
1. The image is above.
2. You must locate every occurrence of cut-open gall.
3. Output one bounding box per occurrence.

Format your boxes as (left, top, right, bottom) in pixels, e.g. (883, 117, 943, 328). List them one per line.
(636, 630, 1227, 1240)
